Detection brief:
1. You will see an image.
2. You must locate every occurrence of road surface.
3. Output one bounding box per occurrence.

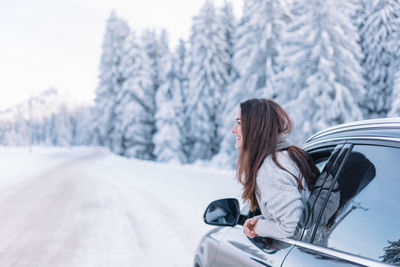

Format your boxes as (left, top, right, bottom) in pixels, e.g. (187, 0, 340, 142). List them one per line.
(0, 148, 239, 267)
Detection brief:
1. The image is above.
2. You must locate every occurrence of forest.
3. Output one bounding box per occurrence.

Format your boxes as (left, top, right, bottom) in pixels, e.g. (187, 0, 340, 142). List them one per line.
(1, 0, 399, 167)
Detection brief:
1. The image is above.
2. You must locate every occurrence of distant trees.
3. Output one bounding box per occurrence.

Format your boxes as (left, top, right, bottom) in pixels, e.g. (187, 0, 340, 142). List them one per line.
(0, 89, 93, 146)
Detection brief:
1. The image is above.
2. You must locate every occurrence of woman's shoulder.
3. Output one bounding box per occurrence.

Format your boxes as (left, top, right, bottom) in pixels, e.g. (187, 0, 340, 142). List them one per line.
(262, 150, 293, 170)
(258, 150, 300, 186)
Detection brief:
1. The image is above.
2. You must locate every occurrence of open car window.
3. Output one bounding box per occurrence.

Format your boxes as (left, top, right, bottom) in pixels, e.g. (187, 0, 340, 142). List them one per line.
(308, 145, 340, 172)
(294, 144, 352, 242)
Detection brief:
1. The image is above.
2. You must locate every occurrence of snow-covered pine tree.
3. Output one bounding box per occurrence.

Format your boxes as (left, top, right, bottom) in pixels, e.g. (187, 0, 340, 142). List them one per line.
(69, 106, 95, 146)
(273, 0, 308, 104)
(48, 114, 58, 145)
(282, 0, 365, 144)
(231, 0, 291, 103)
(218, 0, 290, 165)
(187, 0, 231, 161)
(153, 32, 181, 162)
(154, 64, 178, 162)
(219, 1, 237, 79)
(389, 70, 400, 116)
(349, 0, 367, 29)
(169, 39, 195, 163)
(94, 11, 130, 148)
(0, 121, 11, 145)
(113, 30, 153, 159)
(8, 109, 28, 145)
(211, 0, 239, 167)
(126, 29, 170, 160)
(359, 0, 400, 117)
(54, 104, 72, 146)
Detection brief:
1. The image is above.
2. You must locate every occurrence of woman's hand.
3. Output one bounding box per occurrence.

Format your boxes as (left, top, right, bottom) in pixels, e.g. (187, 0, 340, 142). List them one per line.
(244, 217, 259, 238)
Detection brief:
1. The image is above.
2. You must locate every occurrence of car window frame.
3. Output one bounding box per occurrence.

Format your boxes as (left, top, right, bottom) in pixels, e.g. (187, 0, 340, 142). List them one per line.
(308, 143, 354, 242)
(299, 143, 352, 243)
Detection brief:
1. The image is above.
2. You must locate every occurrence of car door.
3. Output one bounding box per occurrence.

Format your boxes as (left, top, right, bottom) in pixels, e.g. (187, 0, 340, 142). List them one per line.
(210, 144, 344, 267)
(282, 141, 400, 267)
(210, 217, 296, 267)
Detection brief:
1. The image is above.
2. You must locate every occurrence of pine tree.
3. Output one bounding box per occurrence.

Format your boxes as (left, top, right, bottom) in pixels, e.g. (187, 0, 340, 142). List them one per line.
(170, 40, 195, 163)
(55, 104, 72, 146)
(154, 34, 180, 162)
(69, 106, 94, 145)
(94, 11, 130, 148)
(359, 0, 400, 117)
(350, 0, 367, 29)
(113, 31, 153, 159)
(219, 1, 237, 79)
(220, 0, 292, 164)
(187, 0, 232, 161)
(281, 0, 365, 144)
(231, 0, 291, 103)
(212, 0, 239, 166)
(389, 70, 400, 116)
(124, 29, 170, 160)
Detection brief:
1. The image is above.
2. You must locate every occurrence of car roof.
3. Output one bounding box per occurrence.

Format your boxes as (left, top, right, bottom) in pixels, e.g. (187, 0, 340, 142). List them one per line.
(304, 117, 400, 149)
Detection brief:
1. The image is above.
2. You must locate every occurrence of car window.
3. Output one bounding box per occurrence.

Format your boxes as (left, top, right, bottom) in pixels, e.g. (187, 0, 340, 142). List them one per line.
(294, 144, 349, 241)
(308, 146, 338, 172)
(315, 160, 328, 172)
(312, 145, 400, 265)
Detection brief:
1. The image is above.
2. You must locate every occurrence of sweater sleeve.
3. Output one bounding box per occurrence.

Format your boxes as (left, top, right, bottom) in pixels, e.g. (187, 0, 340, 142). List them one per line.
(254, 157, 304, 239)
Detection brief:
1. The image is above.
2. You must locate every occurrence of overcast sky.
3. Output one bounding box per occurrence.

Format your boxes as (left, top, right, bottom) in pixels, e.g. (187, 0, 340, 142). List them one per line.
(0, 0, 243, 110)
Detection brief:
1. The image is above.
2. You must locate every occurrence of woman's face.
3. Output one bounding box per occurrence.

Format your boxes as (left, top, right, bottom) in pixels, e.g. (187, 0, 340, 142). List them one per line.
(231, 111, 243, 149)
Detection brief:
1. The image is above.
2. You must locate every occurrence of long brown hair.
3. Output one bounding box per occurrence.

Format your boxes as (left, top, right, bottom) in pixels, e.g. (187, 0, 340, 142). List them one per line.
(236, 98, 320, 211)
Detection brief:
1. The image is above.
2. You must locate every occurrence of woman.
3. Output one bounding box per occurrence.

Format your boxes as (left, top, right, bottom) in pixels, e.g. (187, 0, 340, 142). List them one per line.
(231, 98, 320, 239)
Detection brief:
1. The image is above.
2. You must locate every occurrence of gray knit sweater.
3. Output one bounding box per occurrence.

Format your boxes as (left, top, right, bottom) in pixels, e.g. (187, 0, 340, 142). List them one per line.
(254, 150, 310, 239)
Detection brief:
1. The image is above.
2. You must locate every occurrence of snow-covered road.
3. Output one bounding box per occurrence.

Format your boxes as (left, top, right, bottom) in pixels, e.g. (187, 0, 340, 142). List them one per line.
(0, 147, 241, 267)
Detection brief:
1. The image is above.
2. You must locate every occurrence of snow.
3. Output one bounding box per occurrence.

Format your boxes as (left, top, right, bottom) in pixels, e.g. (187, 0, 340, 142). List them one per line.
(0, 146, 242, 267)
(0, 146, 90, 199)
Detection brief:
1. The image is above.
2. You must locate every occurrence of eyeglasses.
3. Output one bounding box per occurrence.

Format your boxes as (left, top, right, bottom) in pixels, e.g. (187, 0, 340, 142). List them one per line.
(234, 117, 241, 126)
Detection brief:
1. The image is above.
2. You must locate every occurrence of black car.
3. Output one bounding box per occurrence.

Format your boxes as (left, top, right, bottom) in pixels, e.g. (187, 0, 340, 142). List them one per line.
(195, 118, 400, 267)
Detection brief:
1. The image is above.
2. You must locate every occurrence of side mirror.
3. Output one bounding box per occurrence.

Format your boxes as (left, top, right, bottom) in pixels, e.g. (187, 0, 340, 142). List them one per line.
(203, 198, 240, 227)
